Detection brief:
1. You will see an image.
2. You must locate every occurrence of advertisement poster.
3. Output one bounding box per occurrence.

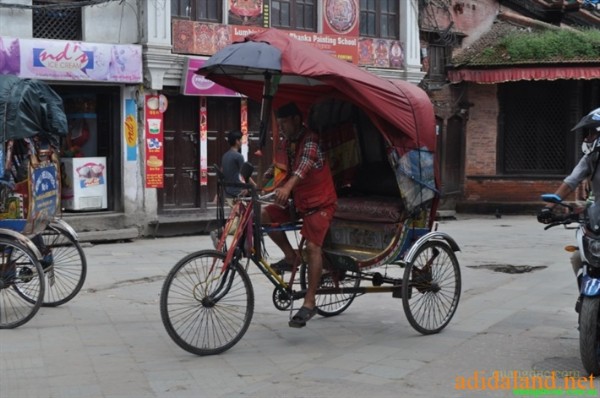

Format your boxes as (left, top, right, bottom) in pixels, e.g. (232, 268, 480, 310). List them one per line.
(322, 0, 359, 37)
(145, 95, 164, 188)
(0, 36, 142, 83)
(200, 97, 208, 186)
(228, 0, 263, 26)
(124, 99, 137, 161)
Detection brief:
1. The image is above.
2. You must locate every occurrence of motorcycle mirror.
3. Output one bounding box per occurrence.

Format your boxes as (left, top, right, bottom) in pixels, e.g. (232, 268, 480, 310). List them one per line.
(240, 162, 254, 183)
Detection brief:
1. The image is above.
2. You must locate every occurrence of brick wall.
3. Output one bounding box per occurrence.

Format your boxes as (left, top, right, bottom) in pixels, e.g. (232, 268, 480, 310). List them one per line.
(465, 83, 497, 176)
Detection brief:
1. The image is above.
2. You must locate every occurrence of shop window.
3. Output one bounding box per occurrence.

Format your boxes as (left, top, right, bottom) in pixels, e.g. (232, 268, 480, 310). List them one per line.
(360, 0, 398, 39)
(32, 1, 83, 40)
(271, 0, 317, 31)
(498, 81, 575, 176)
(171, 0, 223, 22)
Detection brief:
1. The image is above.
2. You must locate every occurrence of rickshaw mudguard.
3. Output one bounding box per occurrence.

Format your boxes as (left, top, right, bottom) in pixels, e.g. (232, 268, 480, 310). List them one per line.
(0, 228, 43, 260)
(403, 231, 460, 265)
(49, 218, 79, 241)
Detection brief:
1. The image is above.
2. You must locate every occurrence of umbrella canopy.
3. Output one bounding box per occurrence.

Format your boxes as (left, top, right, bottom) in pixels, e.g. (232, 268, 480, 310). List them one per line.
(198, 28, 436, 153)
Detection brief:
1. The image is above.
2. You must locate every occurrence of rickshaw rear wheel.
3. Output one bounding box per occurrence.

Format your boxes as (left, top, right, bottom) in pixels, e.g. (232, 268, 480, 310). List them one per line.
(402, 240, 461, 335)
(160, 250, 254, 356)
(0, 237, 45, 329)
(299, 262, 360, 317)
(33, 225, 87, 307)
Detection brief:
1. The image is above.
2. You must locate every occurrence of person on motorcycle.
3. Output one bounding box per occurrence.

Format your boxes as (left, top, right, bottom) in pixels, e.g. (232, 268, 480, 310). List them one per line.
(537, 107, 600, 311)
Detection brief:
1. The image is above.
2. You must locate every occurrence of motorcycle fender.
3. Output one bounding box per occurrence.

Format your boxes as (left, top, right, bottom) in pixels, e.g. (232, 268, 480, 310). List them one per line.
(581, 274, 600, 297)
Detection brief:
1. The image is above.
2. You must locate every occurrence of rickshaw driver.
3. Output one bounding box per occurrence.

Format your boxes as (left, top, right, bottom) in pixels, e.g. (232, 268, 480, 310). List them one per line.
(261, 102, 338, 328)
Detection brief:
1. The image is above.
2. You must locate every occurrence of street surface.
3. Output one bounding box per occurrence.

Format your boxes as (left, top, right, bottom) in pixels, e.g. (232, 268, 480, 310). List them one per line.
(2, 215, 599, 397)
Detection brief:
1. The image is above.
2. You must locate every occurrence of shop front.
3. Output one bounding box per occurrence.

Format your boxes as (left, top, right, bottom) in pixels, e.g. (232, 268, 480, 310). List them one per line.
(0, 36, 143, 236)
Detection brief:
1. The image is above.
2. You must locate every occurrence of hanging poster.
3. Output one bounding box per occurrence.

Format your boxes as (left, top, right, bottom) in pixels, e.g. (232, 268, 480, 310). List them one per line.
(124, 99, 137, 161)
(200, 97, 208, 186)
(145, 95, 164, 188)
(241, 98, 249, 161)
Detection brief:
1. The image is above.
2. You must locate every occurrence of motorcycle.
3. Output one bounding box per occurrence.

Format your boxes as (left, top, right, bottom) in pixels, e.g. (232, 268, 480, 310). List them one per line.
(541, 193, 600, 375)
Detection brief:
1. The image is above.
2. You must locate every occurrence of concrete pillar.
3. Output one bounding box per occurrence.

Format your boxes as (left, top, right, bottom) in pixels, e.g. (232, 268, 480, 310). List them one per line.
(141, 0, 176, 90)
(400, 0, 426, 84)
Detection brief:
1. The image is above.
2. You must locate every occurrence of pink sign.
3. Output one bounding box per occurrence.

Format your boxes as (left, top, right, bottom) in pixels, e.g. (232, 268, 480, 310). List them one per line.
(0, 36, 143, 83)
(181, 58, 241, 96)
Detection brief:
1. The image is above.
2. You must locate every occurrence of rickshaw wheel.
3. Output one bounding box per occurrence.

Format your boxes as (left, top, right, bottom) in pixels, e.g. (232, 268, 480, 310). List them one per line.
(34, 225, 87, 307)
(160, 250, 254, 356)
(402, 240, 461, 335)
(299, 263, 360, 317)
(0, 237, 45, 329)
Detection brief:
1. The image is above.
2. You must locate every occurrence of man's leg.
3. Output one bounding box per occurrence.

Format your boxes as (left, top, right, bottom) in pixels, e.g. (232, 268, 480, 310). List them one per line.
(303, 240, 322, 309)
(261, 206, 298, 263)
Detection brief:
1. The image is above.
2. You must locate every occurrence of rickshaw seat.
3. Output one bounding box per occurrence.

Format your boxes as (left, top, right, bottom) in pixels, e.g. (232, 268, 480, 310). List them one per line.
(334, 195, 405, 223)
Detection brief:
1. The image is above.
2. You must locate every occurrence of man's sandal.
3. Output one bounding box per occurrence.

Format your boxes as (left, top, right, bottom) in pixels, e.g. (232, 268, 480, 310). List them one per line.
(272, 259, 294, 274)
(289, 306, 317, 328)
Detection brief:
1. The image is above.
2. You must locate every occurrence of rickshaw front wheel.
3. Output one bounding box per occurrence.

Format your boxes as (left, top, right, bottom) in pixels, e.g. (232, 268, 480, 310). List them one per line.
(160, 250, 254, 355)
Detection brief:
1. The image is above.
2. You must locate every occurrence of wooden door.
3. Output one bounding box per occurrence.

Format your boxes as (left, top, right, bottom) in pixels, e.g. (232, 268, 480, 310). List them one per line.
(159, 95, 200, 211)
(205, 98, 273, 206)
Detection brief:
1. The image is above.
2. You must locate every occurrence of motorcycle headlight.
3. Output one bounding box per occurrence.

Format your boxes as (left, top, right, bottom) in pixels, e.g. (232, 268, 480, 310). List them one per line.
(582, 236, 600, 267)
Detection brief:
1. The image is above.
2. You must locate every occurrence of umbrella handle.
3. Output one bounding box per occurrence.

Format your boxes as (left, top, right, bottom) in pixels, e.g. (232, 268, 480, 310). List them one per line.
(258, 72, 274, 150)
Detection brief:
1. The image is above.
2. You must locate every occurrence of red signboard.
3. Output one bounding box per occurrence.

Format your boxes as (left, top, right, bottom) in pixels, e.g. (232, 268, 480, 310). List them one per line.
(144, 95, 164, 188)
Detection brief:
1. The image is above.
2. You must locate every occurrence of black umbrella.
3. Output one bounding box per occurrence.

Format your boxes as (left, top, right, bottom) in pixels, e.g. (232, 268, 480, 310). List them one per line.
(201, 41, 281, 79)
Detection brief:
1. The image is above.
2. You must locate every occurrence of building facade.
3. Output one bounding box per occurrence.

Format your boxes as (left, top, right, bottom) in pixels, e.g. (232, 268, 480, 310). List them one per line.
(419, 0, 600, 214)
(0, 0, 424, 237)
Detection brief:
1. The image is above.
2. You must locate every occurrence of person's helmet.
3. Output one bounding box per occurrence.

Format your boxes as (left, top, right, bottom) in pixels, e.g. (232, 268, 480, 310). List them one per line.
(574, 107, 600, 155)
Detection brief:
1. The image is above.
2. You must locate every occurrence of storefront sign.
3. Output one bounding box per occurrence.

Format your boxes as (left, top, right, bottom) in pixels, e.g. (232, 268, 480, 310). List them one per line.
(181, 58, 241, 96)
(200, 97, 208, 186)
(0, 36, 142, 83)
(173, 21, 359, 63)
(145, 95, 164, 188)
(124, 99, 137, 161)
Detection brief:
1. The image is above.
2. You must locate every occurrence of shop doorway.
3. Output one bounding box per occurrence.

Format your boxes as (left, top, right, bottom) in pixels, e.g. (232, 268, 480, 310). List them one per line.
(53, 85, 122, 212)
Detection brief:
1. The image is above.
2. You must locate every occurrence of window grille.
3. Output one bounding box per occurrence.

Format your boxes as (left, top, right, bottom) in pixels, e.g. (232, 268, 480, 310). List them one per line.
(33, 2, 82, 41)
(499, 81, 574, 175)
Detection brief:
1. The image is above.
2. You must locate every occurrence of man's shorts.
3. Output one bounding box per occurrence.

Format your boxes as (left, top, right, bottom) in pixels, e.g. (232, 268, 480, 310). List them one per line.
(264, 203, 337, 247)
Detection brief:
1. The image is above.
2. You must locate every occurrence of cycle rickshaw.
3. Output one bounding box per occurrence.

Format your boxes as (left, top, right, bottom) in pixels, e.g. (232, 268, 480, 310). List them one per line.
(0, 76, 87, 329)
(160, 29, 461, 355)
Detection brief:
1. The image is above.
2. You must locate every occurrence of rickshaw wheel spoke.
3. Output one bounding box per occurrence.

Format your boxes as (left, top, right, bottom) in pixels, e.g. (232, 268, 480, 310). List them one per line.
(402, 241, 461, 334)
